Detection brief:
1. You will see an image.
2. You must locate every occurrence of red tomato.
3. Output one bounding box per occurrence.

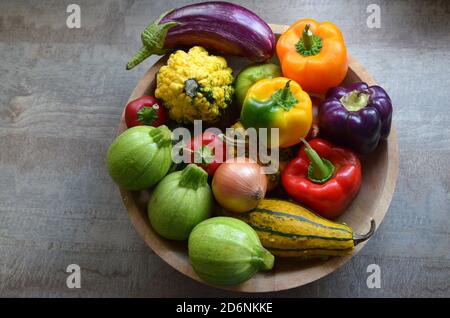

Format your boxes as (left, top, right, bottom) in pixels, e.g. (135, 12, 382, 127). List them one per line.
(186, 132, 228, 176)
(124, 95, 167, 128)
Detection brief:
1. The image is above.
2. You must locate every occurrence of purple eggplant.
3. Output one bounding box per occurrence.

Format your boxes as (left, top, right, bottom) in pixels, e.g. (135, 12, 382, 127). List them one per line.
(319, 82, 393, 155)
(126, 1, 275, 70)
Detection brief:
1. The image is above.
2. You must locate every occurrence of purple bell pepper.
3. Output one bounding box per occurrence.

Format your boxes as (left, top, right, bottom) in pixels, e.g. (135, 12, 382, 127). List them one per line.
(319, 82, 392, 155)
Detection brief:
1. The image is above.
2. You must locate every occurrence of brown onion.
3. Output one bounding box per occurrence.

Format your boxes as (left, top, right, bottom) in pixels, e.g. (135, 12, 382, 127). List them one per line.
(212, 158, 267, 213)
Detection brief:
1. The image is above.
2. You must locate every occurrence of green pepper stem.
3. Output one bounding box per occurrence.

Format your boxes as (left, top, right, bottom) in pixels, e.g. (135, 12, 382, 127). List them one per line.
(280, 80, 292, 100)
(301, 138, 335, 183)
(303, 24, 313, 51)
(179, 164, 208, 189)
(271, 80, 298, 110)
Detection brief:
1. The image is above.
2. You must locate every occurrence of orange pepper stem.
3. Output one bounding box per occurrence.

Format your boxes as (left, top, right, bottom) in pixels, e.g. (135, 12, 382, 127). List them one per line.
(303, 24, 313, 51)
(301, 138, 335, 183)
(295, 24, 323, 57)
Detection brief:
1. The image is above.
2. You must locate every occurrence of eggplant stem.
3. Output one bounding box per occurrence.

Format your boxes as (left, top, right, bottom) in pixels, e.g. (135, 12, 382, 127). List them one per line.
(353, 219, 376, 246)
(126, 10, 178, 70)
(126, 46, 151, 70)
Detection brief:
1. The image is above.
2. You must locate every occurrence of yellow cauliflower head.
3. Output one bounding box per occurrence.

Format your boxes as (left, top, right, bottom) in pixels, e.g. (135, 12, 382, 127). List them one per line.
(155, 46, 234, 124)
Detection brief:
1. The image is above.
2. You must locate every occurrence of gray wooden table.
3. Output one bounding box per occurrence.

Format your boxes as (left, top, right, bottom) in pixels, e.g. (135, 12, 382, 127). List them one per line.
(0, 0, 449, 297)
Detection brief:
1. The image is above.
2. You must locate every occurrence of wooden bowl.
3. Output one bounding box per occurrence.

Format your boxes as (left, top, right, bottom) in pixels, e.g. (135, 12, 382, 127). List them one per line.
(116, 24, 398, 292)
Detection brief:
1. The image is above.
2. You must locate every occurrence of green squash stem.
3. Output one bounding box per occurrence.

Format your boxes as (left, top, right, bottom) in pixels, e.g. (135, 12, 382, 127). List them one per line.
(255, 246, 275, 270)
(179, 164, 208, 189)
(148, 125, 172, 147)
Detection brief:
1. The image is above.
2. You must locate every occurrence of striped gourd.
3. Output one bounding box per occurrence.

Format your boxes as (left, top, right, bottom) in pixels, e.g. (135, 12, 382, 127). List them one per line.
(220, 199, 375, 258)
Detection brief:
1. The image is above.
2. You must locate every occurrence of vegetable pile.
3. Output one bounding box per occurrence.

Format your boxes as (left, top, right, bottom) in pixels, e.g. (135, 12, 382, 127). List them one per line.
(108, 1, 393, 287)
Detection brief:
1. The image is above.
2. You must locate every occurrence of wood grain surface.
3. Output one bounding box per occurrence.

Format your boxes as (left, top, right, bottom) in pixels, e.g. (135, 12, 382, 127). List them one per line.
(0, 0, 449, 297)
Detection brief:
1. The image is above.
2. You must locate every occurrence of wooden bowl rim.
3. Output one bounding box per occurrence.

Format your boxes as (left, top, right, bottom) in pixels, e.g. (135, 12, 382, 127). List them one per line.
(115, 24, 399, 293)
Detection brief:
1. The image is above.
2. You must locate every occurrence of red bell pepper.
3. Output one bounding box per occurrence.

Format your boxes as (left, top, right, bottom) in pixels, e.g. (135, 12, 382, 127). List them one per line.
(281, 138, 362, 219)
(186, 131, 227, 176)
(125, 95, 167, 128)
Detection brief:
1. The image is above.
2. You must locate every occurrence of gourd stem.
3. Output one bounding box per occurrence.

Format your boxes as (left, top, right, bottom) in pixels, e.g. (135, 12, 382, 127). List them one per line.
(184, 78, 200, 98)
(179, 164, 208, 189)
(353, 219, 376, 246)
(301, 138, 335, 183)
(303, 24, 313, 51)
(255, 247, 275, 270)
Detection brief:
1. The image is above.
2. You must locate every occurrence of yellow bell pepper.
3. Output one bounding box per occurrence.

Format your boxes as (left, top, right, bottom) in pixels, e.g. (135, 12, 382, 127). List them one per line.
(240, 77, 312, 148)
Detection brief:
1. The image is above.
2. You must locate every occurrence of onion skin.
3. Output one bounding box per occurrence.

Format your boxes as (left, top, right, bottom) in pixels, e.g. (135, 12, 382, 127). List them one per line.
(212, 159, 267, 213)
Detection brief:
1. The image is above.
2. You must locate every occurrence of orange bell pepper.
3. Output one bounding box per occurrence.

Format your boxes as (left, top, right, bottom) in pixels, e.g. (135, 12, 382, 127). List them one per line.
(276, 19, 348, 94)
